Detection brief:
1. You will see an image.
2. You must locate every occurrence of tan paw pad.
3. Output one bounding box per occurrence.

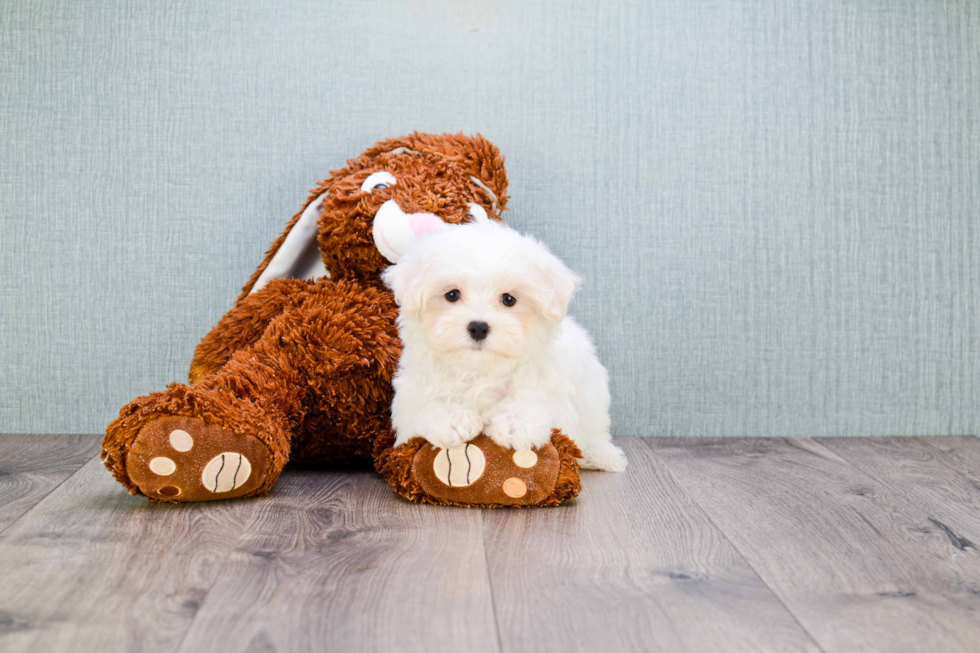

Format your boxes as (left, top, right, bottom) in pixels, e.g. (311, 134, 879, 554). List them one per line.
(201, 452, 252, 493)
(512, 450, 538, 468)
(433, 443, 486, 487)
(169, 429, 194, 452)
(149, 457, 177, 476)
(502, 477, 528, 498)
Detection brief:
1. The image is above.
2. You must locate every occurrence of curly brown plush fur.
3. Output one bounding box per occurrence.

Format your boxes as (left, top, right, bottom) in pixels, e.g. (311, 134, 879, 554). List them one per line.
(102, 133, 581, 506)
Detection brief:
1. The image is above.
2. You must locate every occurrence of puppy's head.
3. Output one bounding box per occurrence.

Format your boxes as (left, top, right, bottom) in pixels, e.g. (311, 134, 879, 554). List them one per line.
(383, 221, 580, 364)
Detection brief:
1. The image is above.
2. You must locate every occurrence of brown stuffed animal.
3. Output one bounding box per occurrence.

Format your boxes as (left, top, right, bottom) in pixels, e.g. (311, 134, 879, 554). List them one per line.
(102, 133, 582, 507)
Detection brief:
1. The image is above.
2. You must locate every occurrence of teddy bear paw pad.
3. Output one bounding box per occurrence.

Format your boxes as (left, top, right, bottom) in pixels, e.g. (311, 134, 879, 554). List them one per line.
(411, 434, 561, 506)
(502, 477, 527, 498)
(512, 450, 537, 468)
(201, 452, 252, 493)
(432, 443, 485, 487)
(125, 416, 271, 502)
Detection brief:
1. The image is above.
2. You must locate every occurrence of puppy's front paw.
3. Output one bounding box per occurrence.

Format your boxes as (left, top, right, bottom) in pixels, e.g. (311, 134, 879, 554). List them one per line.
(486, 411, 553, 451)
(418, 409, 484, 450)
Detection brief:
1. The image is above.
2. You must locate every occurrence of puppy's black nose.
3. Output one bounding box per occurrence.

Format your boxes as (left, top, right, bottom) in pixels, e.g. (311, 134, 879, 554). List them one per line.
(467, 321, 490, 342)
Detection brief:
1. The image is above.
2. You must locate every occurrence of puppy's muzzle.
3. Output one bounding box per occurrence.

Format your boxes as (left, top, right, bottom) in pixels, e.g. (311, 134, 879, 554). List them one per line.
(467, 321, 490, 342)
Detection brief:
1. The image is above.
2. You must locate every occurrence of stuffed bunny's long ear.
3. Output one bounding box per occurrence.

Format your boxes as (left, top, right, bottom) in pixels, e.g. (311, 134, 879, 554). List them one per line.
(248, 190, 330, 295)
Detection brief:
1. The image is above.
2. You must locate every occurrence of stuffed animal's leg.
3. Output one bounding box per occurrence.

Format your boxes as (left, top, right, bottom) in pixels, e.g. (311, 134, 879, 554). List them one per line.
(103, 280, 399, 502)
(103, 321, 311, 502)
(189, 278, 312, 384)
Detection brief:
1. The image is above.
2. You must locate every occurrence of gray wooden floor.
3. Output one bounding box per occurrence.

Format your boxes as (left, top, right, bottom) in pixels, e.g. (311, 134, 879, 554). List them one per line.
(1, 436, 979, 653)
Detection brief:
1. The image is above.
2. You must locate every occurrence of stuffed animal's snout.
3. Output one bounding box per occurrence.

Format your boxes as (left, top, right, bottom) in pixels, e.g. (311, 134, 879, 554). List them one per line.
(408, 212, 443, 236)
(373, 200, 449, 263)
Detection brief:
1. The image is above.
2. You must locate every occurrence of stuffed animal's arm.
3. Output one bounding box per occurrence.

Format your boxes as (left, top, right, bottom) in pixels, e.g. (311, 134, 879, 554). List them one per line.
(189, 278, 312, 384)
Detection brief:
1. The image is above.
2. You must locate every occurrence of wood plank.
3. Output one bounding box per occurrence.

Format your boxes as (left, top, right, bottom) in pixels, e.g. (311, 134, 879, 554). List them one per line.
(482, 439, 821, 653)
(0, 434, 100, 534)
(0, 456, 262, 653)
(918, 436, 980, 487)
(651, 438, 980, 653)
(175, 468, 500, 653)
(822, 437, 980, 545)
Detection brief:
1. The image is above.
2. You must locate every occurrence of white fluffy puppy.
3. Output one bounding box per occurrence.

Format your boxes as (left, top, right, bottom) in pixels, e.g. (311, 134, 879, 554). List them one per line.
(382, 220, 627, 472)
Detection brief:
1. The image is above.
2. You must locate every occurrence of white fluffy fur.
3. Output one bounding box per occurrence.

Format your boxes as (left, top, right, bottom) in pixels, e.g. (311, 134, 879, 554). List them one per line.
(382, 221, 627, 472)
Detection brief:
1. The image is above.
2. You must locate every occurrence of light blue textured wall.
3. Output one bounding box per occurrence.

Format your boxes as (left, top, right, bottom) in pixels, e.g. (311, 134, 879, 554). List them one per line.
(1, 0, 978, 436)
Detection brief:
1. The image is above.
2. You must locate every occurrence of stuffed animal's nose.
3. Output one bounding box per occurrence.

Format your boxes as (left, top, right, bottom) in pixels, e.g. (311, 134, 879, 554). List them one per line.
(467, 321, 490, 342)
(408, 212, 442, 236)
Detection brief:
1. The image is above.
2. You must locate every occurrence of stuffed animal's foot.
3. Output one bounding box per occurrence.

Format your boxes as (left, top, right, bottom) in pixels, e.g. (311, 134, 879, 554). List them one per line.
(377, 431, 584, 508)
(103, 384, 290, 502)
(125, 415, 274, 502)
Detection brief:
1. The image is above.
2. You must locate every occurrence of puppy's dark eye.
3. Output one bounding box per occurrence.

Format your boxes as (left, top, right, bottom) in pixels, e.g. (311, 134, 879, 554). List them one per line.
(445, 289, 461, 302)
(501, 293, 517, 307)
(372, 183, 389, 190)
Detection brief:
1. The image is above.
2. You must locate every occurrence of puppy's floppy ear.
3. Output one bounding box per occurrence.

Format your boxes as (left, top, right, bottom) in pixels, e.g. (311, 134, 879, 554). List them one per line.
(535, 250, 581, 322)
(381, 251, 429, 317)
